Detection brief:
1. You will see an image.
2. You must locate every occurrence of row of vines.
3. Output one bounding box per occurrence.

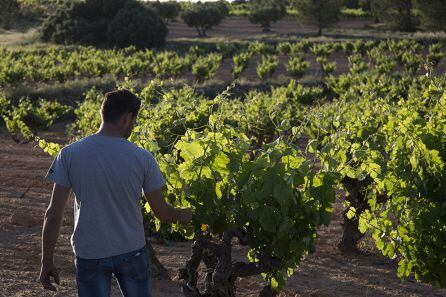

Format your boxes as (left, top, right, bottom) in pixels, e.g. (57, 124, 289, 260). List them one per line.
(1, 39, 445, 85)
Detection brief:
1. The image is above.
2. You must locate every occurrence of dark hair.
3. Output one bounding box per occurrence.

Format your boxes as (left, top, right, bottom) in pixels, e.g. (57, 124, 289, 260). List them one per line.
(101, 89, 141, 123)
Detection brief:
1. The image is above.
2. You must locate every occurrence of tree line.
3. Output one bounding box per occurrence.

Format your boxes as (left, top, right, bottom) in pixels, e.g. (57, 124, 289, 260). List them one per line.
(1, 0, 446, 48)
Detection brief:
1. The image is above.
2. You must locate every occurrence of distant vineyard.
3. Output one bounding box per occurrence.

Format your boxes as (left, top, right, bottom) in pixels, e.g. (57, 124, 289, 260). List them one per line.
(0, 39, 444, 86)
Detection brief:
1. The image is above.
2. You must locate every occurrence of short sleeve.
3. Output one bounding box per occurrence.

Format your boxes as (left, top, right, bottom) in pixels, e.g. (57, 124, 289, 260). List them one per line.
(142, 152, 166, 193)
(45, 148, 71, 188)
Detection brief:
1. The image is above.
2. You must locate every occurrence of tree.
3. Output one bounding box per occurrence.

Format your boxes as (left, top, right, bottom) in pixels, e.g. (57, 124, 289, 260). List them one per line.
(181, 2, 226, 37)
(248, 0, 286, 32)
(293, 0, 341, 36)
(41, 0, 129, 45)
(41, 0, 167, 48)
(344, 0, 360, 8)
(0, 0, 20, 29)
(107, 2, 167, 49)
(149, 1, 181, 25)
(359, 0, 372, 12)
(370, 0, 418, 31)
(414, 0, 446, 31)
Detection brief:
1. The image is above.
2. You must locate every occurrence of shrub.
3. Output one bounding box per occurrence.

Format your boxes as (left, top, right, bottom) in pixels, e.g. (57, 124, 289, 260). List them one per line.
(40, 1, 80, 44)
(286, 55, 310, 78)
(316, 56, 336, 77)
(192, 53, 223, 82)
(293, 0, 341, 36)
(256, 55, 279, 80)
(107, 2, 167, 49)
(348, 54, 367, 73)
(276, 42, 292, 55)
(0, 0, 19, 29)
(213, 0, 230, 17)
(232, 51, 252, 79)
(248, 41, 274, 55)
(149, 1, 181, 25)
(152, 51, 187, 78)
(340, 8, 369, 18)
(371, 0, 418, 31)
(41, 0, 167, 48)
(426, 43, 445, 69)
(181, 2, 226, 37)
(248, 0, 286, 32)
(414, 0, 446, 31)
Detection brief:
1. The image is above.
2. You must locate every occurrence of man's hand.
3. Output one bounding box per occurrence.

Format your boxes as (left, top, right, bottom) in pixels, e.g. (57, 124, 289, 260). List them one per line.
(39, 183, 70, 291)
(144, 189, 193, 223)
(38, 262, 60, 291)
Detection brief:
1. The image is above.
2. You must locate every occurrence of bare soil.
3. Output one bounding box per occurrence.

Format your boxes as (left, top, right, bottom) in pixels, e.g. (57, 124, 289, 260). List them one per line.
(166, 17, 375, 40)
(0, 124, 445, 297)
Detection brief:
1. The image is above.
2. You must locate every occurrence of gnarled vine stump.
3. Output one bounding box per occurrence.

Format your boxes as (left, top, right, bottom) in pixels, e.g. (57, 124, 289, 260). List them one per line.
(179, 227, 279, 297)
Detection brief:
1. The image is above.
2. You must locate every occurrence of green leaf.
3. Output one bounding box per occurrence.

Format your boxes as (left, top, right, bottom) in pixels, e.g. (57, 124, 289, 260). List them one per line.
(270, 277, 279, 289)
(259, 208, 281, 233)
(346, 206, 356, 219)
(177, 141, 205, 160)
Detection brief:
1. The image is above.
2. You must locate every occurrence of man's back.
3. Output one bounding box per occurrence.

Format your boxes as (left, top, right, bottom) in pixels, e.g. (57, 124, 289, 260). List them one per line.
(45, 133, 165, 259)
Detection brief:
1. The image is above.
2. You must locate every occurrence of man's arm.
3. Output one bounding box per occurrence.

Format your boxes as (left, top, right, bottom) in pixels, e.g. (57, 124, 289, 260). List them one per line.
(38, 183, 71, 291)
(144, 189, 192, 223)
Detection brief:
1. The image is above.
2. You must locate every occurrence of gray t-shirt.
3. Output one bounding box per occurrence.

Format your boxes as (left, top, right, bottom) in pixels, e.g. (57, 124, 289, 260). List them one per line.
(45, 133, 165, 259)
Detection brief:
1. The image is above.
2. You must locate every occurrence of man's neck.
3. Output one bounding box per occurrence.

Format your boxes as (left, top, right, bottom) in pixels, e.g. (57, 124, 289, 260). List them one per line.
(96, 125, 123, 138)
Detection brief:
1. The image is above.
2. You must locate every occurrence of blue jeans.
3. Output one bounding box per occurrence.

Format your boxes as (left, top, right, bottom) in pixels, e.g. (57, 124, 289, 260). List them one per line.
(74, 244, 151, 297)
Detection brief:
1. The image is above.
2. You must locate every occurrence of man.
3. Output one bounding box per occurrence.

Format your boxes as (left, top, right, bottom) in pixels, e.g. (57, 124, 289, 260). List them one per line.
(38, 89, 192, 296)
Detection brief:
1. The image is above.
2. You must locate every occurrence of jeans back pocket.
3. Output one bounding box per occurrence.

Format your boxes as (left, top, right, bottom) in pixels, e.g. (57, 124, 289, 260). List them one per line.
(119, 246, 151, 281)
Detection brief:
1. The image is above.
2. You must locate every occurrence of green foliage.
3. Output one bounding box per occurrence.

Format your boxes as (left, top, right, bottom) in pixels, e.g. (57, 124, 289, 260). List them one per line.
(191, 53, 223, 82)
(30, 76, 340, 291)
(286, 55, 310, 78)
(41, 0, 167, 48)
(17, 0, 61, 20)
(0, 94, 71, 141)
(316, 57, 336, 77)
(213, 0, 230, 17)
(0, 0, 20, 29)
(231, 51, 252, 79)
(227, 1, 250, 16)
(293, 0, 341, 35)
(426, 43, 446, 70)
(340, 7, 369, 18)
(371, 0, 418, 31)
(5, 38, 446, 290)
(181, 2, 227, 37)
(41, 0, 127, 45)
(367, 46, 397, 74)
(152, 51, 188, 79)
(107, 2, 167, 49)
(256, 55, 279, 80)
(414, 0, 446, 31)
(309, 73, 446, 288)
(311, 43, 337, 57)
(66, 86, 104, 138)
(149, 0, 181, 25)
(0, 46, 156, 85)
(312, 43, 337, 76)
(248, 41, 275, 55)
(248, 0, 286, 32)
(162, 127, 339, 287)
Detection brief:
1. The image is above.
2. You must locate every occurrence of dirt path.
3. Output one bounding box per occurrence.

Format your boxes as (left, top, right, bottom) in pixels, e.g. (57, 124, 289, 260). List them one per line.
(0, 126, 445, 297)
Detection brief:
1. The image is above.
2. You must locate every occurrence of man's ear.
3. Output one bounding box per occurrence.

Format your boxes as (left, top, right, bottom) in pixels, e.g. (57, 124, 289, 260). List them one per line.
(125, 112, 133, 124)
(119, 112, 131, 125)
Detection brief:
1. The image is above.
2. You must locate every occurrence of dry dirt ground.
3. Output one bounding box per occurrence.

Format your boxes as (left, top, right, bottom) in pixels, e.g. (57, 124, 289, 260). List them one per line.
(1, 124, 445, 297)
(166, 17, 375, 40)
